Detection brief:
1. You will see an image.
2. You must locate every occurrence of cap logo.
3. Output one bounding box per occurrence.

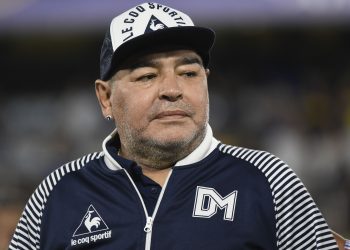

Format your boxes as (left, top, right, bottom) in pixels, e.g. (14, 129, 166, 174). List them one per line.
(110, 3, 195, 51)
(145, 15, 168, 33)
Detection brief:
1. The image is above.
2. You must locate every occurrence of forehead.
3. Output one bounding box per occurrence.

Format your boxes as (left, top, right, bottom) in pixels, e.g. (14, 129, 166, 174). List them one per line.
(118, 49, 203, 70)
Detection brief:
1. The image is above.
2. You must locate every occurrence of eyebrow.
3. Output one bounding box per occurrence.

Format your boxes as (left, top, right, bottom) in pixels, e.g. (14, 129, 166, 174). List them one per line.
(126, 54, 203, 72)
(175, 56, 203, 67)
(127, 60, 160, 72)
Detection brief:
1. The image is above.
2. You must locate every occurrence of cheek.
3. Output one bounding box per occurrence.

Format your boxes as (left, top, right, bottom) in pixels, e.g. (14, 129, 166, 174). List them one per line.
(111, 89, 152, 125)
(191, 82, 209, 114)
(110, 89, 130, 123)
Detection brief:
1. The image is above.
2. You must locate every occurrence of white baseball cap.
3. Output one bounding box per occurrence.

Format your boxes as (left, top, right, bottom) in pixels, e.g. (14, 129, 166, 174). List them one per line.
(99, 2, 215, 80)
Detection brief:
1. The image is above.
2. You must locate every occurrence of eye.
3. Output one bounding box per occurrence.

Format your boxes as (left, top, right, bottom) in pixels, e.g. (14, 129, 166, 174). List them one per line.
(136, 73, 157, 82)
(182, 71, 198, 78)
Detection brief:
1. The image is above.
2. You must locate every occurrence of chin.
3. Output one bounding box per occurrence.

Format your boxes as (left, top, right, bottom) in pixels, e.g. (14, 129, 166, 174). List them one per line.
(143, 120, 206, 146)
(152, 126, 195, 139)
(154, 134, 191, 145)
(147, 128, 201, 148)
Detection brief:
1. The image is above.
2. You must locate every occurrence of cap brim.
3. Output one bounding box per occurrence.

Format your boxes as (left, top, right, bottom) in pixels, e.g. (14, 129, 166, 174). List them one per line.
(104, 26, 215, 80)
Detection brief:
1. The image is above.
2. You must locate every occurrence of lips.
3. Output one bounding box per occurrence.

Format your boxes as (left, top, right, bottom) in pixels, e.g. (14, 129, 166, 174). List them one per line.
(154, 110, 189, 119)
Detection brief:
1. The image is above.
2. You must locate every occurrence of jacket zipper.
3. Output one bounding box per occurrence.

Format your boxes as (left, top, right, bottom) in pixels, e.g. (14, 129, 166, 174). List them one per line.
(123, 168, 173, 250)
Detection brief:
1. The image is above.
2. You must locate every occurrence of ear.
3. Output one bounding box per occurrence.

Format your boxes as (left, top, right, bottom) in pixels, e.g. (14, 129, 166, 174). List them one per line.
(205, 68, 210, 77)
(95, 79, 112, 118)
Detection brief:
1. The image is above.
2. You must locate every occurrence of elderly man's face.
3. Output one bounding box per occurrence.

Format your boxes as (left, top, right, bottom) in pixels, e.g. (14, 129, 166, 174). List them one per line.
(96, 50, 209, 162)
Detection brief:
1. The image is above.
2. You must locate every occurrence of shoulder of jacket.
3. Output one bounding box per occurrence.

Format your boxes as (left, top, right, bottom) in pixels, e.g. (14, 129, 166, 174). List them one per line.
(37, 151, 103, 203)
(218, 143, 290, 177)
(10, 152, 104, 249)
(218, 143, 337, 249)
(218, 143, 302, 201)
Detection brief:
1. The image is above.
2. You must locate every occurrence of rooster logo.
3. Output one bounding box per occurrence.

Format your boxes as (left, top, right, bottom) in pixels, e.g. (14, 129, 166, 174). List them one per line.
(73, 205, 109, 237)
(145, 15, 168, 34)
(84, 210, 101, 232)
(149, 19, 165, 31)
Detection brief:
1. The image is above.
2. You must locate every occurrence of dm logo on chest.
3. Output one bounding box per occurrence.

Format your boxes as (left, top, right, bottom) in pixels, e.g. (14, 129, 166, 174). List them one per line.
(192, 186, 238, 221)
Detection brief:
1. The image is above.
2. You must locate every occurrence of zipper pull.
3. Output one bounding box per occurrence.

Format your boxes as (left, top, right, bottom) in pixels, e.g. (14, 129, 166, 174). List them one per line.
(144, 217, 153, 233)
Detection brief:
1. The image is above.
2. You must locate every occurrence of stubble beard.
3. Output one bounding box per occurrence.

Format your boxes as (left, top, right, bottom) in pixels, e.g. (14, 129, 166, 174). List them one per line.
(118, 121, 207, 170)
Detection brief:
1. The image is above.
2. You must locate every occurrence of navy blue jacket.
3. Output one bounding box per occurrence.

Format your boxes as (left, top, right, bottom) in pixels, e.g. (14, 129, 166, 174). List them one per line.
(9, 125, 338, 249)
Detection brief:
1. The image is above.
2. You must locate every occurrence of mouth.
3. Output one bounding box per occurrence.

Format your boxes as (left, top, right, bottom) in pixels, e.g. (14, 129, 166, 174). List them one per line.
(154, 110, 190, 120)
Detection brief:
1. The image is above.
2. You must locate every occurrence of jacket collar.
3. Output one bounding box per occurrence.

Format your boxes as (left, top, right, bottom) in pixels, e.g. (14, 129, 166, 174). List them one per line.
(102, 124, 219, 171)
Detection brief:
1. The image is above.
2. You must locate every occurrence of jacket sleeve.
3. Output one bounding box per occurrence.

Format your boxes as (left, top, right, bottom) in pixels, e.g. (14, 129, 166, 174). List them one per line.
(219, 144, 339, 250)
(8, 152, 103, 250)
(9, 183, 46, 250)
(249, 150, 338, 249)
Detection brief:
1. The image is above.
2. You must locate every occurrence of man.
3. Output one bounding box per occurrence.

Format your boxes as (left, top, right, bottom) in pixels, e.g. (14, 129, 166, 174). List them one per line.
(9, 2, 346, 250)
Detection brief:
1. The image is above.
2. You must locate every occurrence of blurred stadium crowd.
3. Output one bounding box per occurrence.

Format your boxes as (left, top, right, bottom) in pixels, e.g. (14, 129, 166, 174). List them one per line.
(1, 9, 350, 250)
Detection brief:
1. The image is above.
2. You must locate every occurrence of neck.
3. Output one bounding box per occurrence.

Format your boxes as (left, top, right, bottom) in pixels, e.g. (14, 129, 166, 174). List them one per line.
(119, 128, 206, 170)
(119, 148, 175, 186)
(118, 130, 206, 185)
(119, 136, 200, 169)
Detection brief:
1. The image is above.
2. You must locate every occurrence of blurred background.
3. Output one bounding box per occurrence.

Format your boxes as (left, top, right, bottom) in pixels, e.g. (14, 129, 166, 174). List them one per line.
(1, 0, 350, 248)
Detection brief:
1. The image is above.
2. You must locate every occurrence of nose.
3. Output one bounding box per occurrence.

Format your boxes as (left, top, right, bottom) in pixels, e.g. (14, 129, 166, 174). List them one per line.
(158, 73, 183, 102)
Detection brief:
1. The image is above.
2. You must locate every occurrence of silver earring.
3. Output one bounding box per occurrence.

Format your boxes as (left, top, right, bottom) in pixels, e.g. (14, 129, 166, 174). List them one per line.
(106, 115, 112, 121)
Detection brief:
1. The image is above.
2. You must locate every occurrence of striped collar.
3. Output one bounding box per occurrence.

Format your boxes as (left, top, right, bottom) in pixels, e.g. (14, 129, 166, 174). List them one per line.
(102, 124, 219, 171)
